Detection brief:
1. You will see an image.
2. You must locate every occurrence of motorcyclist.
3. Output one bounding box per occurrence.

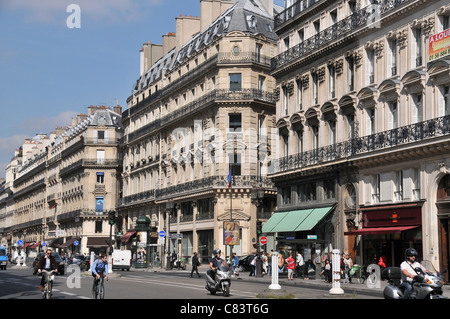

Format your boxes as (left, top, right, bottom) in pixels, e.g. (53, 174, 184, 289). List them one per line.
(400, 248, 426, 299)
(208, 249, 222, 279)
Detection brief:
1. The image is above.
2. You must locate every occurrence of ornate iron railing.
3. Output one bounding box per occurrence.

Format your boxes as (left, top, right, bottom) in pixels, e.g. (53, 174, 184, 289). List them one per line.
(272, 0, 411, 70)
(270, 115, 450, 174)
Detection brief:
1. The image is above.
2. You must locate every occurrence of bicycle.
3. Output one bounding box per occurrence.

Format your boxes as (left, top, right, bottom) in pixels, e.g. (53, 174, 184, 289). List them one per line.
(41, 269, 56, 299)
(92, 274, 107, 299)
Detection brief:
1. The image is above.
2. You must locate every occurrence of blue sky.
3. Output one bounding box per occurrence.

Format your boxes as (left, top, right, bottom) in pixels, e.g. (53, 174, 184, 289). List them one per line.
(0, 0, 284, 178)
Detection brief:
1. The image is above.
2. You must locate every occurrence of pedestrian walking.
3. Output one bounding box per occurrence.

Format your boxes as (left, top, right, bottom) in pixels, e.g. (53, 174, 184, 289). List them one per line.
(286, 253, 296, 281)
(296, 251, 304, 278)
(232, 252, 239, 276)
(343, 253, 353, 283)
(190, 252, 201, 278)
(249, 252, 256, 276)
(320, 258, 332, 283)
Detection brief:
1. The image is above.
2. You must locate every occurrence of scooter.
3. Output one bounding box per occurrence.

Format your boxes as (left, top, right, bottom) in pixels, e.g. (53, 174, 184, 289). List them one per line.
(205, 259, 231, 297)
(383, 260, 447, 299)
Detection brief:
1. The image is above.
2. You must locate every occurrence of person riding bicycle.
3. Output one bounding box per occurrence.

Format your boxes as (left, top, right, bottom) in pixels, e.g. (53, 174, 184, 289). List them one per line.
(37, 248, 58, 291)
(91, 254, 109, 292)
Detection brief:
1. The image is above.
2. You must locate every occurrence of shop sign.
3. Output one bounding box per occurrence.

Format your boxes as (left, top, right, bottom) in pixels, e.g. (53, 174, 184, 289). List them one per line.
(307, 235, 317, 239)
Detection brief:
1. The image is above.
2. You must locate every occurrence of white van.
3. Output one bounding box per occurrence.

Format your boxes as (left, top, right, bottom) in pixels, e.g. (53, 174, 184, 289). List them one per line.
(112, 249, 132, 271)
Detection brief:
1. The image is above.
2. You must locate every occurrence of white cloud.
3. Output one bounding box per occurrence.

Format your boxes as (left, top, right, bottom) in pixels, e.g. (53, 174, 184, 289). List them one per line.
(16, 110, 79, 135)
(3, 0, 162, 24)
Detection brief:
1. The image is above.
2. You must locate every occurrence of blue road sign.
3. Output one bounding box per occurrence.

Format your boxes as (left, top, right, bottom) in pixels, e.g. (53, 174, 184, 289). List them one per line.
(42, 242, 46, 247)
(74, 241, 79, 246)
(17, 240, 23, 246)
(159, 230, 166, 238)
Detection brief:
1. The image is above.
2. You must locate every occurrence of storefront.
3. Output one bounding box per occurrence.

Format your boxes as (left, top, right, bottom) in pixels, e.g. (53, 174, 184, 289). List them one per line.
(262, 205, 336, 276)
(345, 203, 423, 267)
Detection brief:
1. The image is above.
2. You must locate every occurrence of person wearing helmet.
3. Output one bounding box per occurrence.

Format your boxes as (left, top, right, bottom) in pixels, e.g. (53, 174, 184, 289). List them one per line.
(400, 248, 426, 299)
(208, 249, 222, 278)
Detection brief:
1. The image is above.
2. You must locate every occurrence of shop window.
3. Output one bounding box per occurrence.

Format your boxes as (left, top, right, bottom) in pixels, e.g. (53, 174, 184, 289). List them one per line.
(437, 175, 450, 201)
(282, 187, 291, 205)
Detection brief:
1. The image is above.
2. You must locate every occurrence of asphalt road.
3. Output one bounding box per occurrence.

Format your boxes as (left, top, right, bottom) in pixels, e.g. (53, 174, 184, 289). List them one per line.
(0, 266, 382, 300)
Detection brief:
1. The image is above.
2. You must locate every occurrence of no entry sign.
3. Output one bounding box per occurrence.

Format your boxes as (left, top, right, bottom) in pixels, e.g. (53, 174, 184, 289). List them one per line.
(260, 236, 267, 245)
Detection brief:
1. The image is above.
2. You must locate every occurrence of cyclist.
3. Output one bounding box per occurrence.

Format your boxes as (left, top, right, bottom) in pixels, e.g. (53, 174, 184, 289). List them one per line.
(37, 249, 58, 291)
(91, 254, 109, 293)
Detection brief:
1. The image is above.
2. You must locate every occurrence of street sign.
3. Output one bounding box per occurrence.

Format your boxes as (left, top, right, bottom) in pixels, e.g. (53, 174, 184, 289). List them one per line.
(159, 230, 166, 238)
(17, 240, 23, 246)
(42, 242, 46, 247)
(74, 241, 79, 246)
(260, 236, 267, 245)
(307, 235, 317, 240)
(169, 233, 183, 239)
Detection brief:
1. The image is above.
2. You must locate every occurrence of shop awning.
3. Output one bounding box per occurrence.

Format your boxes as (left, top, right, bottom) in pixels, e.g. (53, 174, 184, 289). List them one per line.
(86, 237, 110, 247)
(121, 231, 136, 243)
(24, 242, 32, 249)
(262, 206, 335, 233)
(30, 242, 40, 249)
(60, 238, 78, 248)
(47, 238, 63, 248)
(344, 225, 419, 236)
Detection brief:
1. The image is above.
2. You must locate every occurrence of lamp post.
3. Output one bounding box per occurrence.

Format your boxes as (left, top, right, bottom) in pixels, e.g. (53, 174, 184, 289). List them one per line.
(165, 201, 174, 270)
(251, 187, 265, 278)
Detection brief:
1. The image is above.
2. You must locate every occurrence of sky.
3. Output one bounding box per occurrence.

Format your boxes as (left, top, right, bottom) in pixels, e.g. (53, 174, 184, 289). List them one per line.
(0, 0, 284, 178)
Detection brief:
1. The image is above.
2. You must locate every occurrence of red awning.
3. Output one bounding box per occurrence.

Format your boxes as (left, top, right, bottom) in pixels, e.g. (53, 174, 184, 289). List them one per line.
(121, 231, 136, 243)
(24, 242, 32, 249)
(30, 242, 40, 249)
(344, 225, 419, 236)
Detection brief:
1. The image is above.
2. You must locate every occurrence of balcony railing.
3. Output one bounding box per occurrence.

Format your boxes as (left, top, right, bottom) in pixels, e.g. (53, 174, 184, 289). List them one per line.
(121, 89, 276, 145)
(272, 0, 411, 71)
(270, 115, 450, 174)
(274, 0, 322, 29)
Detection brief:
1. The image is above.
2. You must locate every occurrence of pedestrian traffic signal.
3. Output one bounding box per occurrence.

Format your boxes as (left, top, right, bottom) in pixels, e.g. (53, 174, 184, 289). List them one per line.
(109, 211, 116, 225)
(256, 221, 262, 235)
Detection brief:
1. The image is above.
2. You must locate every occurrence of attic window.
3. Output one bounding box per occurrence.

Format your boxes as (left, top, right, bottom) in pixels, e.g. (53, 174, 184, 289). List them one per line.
(247, 15, 257, 28)
(266, 24, 272, 32)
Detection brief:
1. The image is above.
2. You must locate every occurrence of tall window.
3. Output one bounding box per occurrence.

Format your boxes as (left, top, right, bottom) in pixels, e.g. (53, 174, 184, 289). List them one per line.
(346, 114, 356, 139)
(388, 39, 397, 77)
(388, 101, 398, 129)
(283, 85, 289, 115)
(282, 187, 291, 205)
(229, 73, 242, 91)
(366, 48, 375, 85)
(297, 79, 303, 110)
(412, 93, 423, 123)
(256, 43, 263, 63)
(312, 73, 319, 105)
(395, 170, 403, 201)
(367, 108, 375, 135)
(296, 130, 303, 154)
(312, 125, 319, 151)
(258, 76, 265, 91)
(96, 149, 105, 164)
(347, 56, 355, 92)
(328, 120, 336, 145)
(283, 134, 289, 157)
(328, 65, 335, 99)
(412, 28, 422, 67)
(229, 114, 242, 132)
(439, 85, 450, 116)
(372, 174, 380, 203)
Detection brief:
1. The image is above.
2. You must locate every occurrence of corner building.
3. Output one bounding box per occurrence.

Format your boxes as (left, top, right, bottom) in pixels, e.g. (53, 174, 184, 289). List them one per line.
(268, 0, 450, 277)
(119, 0, 281, 264)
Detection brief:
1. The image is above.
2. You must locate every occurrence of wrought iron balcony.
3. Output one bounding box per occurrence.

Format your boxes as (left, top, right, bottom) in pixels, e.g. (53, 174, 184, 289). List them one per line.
(274, 0, 322, 29)
(272, 0, 412, 71)
(270, 115, 450, 174)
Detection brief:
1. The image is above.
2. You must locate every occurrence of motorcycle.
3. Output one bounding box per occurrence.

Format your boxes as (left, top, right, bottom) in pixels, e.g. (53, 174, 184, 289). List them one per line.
(205, 259, 231, 297)
(383, 260, 447, 299)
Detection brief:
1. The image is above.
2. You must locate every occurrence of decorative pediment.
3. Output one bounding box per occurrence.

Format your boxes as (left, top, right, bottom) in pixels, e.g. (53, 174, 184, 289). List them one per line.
(357, 86, 378, 107)
(276, 117, 289, 135)
(377, 79, 401, 100)
(305, 107, 320, 125)
(427, 59, 450, 86)
(289, 112, 304, 131)
(401, 70, 426, 94)
(217, 209, 250, 222)
(321, 101, 338, 121)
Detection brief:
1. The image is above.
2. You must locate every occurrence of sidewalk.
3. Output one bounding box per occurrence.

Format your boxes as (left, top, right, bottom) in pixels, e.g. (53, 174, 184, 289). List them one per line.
(148, 264, 450, 297)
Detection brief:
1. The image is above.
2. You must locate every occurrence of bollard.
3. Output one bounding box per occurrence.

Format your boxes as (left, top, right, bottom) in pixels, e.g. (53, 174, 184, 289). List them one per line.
(329, 249, 344, 295)
(269, 252, 281, 290)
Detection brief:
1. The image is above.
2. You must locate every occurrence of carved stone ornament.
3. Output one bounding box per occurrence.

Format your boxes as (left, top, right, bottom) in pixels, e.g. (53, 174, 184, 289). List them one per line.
(335, 59, 344, 75)
(274, 87, 280, 101)
(397, 29, 408, 48)
(301, 74, 309, 89)
(287, 81, 295, 96)
(422, 17, 435, 37)
(317, 67, 326, 82)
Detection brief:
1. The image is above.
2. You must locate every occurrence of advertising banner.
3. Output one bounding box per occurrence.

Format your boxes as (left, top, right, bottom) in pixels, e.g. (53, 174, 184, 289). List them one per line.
(429, 28, 450, 62)
(223, 221, 240, 245)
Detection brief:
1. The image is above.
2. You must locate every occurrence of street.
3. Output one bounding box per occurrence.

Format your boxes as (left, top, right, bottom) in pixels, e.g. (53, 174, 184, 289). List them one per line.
(0, 266, 383, 300)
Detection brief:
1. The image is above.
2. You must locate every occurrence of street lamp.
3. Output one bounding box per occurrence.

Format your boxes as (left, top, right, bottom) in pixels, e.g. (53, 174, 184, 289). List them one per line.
(251, 187, 265, 278)
(165, 201, 174, 270)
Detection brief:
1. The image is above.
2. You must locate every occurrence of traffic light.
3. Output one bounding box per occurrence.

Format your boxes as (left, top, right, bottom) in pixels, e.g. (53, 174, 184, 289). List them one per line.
(256, 221, 262, 235)
(109, 211, 116, 226)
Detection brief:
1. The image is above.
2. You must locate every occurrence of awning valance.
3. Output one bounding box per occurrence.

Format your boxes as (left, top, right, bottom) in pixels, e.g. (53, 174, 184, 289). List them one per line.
(121, 231, 136, 243)
(86, 237, 110, 247)
(30, 242, 40, 249)
(262, 206, 335, 233)
(344, 225, 419, 236)
(60, 238, 79, 248)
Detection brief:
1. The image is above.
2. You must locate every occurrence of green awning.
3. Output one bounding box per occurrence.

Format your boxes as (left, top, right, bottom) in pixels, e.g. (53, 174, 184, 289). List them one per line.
(262, 206, 335, 233)
(295, 206, 334, 231)
(261, 212, 287, 233)
(271, 208, 313, 232)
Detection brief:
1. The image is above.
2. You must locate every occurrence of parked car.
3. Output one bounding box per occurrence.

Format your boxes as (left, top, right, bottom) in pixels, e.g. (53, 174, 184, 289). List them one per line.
(70, 254, 84, 266)
(237, 255, 254, 272)
(32, 252, 66, 275)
